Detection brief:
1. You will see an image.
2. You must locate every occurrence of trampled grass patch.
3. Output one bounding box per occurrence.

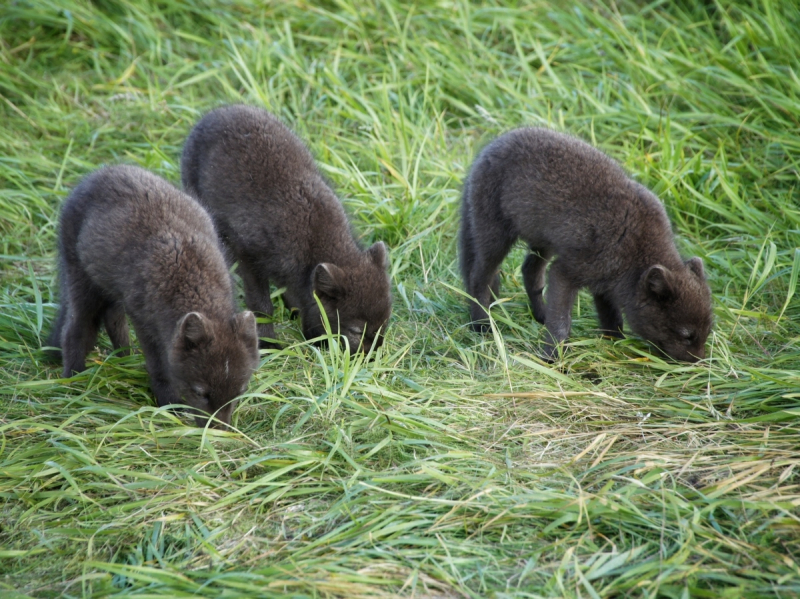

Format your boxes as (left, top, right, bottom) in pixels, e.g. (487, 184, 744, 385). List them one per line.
(1, 1, 799, 596)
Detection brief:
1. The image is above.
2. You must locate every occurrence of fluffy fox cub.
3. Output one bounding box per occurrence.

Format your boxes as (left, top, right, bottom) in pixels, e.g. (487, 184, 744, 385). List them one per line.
(181, 104, 392, 353)
(47, 165, 259, 427)
(459, 128, 712, 362)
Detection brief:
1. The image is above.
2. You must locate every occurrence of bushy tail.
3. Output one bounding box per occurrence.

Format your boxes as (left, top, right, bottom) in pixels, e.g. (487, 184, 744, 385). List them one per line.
(180, 125, 205, 198)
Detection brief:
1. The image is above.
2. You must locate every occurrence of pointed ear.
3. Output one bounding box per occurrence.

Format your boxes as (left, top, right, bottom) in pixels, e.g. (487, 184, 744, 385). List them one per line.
(642, 265, 674, 300)
(367, 241, 389, 269)
(686, 257, 705, 280)
(313, 263, 345, 301)
(178, 312, 212, 350)
(235, 311, 257, 345)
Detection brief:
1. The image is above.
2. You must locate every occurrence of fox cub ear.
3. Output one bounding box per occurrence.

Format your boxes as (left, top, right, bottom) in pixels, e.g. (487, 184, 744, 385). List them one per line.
(235, 311, 257, 344)
(367, 241, 389, 269)
(178, 312, 213, 349)
(313, 263, 345, 301)
(642, 265, 674, 300)
(685, 257, 705, 279)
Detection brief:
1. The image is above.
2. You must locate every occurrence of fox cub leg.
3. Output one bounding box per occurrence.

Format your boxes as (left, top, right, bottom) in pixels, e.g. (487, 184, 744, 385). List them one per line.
(542, 260, 580, 362)
(593, 293, 624, 338)
(103, 301, 131, 354)
(521, 251, 550, 324)
(60, 269, 108, 377)
(238, 260, 279, 349)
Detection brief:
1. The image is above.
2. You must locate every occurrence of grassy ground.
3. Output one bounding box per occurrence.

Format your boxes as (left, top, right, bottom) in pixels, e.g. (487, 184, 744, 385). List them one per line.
(1, 0, 799, 596)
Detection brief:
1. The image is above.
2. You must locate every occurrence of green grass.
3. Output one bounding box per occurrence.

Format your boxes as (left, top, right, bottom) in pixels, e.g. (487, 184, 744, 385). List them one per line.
(1, 0, 800, 596)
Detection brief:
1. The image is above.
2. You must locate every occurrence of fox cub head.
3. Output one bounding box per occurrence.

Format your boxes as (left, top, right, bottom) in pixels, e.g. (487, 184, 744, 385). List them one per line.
(627, 257, 712, 362)
(170, 311, 259, 427)
(305, 241, 392, 354)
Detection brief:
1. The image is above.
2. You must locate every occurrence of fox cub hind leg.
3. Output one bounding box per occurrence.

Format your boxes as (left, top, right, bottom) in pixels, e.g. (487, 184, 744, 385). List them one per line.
(237, 260, 280, 349)
(60, 271, 109, 377)
(462, 226, 514, 332)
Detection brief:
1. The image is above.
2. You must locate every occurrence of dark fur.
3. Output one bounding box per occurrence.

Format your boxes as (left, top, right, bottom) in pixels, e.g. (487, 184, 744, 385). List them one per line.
(181, 104, 392, 353)
(46, 165, 259, 427)
(459, 128, 712, 362)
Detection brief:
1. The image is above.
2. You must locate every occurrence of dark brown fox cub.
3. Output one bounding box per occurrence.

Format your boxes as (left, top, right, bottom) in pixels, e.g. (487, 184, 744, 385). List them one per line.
(181, 104, 392, 353)
(459, 128, 712, 362)
(47, 165, 259, 427)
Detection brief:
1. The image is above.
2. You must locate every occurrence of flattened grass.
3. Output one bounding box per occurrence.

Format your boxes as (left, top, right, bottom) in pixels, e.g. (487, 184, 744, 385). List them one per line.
(1, 0, 799, 596)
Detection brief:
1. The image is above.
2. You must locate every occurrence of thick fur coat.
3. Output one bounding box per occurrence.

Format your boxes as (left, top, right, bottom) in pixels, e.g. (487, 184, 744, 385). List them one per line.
(459, 128, 712, 362)
(47, 165, 259, 426)
(181, 104, 392, 353)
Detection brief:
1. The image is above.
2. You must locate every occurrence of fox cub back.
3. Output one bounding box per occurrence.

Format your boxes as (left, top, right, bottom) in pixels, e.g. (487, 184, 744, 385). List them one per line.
(181, 104, 392, 353)
(47, 165, 259, 427)
(459, 128, 712, 362)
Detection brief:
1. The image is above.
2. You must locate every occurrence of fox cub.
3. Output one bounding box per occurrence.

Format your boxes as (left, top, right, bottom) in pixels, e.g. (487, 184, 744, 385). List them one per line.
(459, 128, 712, 362)
(181, 104, 392, 353)
(47, 165, 259, 427)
